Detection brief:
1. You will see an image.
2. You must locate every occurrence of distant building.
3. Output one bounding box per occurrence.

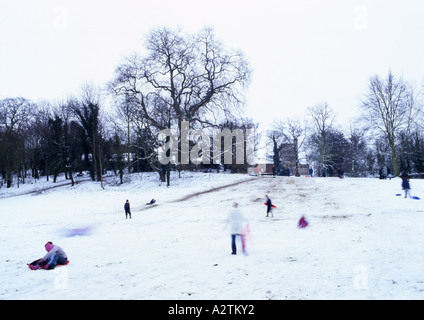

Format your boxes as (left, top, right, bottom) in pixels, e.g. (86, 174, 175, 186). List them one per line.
(248, 141, 310, 176)
(248, 163, 274, 176)
(280, 143, 309, 176)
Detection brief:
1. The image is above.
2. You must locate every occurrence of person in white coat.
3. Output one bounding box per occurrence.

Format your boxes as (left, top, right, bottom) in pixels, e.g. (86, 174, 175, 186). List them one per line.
(225, 202, 247, 255)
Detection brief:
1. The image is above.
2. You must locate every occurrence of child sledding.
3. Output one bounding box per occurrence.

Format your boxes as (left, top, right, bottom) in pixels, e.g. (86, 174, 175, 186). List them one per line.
(264, 195, 276, 217)
(146, 199, 156, 205)
(28, 242, 69, 270)
(298, 215, 309, 229)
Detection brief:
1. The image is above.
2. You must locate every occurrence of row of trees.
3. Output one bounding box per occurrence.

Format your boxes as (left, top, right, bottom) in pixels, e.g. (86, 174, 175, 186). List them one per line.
(0, 92, 257, 189)
(0, 92, 116, 189)
(1, 26, 423, 188)
(1, 27, 254, 188)
(269, 71, 424, 177)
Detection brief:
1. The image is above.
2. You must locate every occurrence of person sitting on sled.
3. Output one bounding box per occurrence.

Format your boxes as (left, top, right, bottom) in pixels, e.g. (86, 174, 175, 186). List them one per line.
(146, 199, 156, 205)
(28, 242, 68, 270)
(298, 215, 309, 228)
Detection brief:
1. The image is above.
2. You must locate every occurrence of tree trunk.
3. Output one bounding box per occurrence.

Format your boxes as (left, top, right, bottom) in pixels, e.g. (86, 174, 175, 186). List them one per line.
(99, 142, 104, 189)
(390, 145, 400, 176)
(69, 170, 75, 186)
(6, 171, 12, 188)
(166, 168, 170, 187)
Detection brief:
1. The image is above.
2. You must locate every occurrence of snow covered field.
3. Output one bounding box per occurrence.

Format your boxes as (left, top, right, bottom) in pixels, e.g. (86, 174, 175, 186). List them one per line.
(1, 172, 423, 300)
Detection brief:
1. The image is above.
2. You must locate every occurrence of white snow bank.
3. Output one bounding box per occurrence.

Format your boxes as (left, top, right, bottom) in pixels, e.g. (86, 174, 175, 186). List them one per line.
(0, 172, 423, 299)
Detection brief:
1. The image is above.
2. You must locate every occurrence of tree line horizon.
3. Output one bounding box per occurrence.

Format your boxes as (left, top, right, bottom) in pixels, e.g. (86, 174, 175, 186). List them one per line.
(1, 26, 423, 188)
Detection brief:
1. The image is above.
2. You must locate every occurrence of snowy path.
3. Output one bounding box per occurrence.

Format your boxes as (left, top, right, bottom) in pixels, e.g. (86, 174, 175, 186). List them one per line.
(1, 173, 423, 299)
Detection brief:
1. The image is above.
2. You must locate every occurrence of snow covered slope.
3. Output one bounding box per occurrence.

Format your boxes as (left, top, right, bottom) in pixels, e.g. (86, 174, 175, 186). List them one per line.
(1, 172, 423, 299)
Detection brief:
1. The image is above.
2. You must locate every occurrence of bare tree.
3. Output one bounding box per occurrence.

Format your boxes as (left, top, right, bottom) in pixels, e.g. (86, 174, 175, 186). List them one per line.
(111, 94, 138, 174)
(71, 85, 105, 187)
(344, 121, 371, 177)
(306, 102, 336, 175)
(0, 97, 36, 187)
(110, 27, 250, 127)
(361, 71, 419, 176)
(0, 98, 34, 132)
(109, 27, 251, 185)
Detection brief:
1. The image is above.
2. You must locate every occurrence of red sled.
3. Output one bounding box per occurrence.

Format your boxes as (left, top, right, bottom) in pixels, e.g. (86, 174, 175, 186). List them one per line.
(264, 203, 277, 208)
(28, 259, 69, 270)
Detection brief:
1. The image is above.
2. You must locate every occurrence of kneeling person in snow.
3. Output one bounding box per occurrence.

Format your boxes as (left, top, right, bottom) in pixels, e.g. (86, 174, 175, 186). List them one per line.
(28, 242, 68, 270)
(225, 202, 247, 255)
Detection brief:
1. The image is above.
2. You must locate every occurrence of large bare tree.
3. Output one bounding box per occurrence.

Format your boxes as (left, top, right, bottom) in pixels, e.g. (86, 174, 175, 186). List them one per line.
(307, 102, 336, 175)
(0, 97, 36, 187)
(109, 27, 251, 184)
(110, 27, 250, 126)
(361, 71, 418, 176)
(71, 85, 105, 187)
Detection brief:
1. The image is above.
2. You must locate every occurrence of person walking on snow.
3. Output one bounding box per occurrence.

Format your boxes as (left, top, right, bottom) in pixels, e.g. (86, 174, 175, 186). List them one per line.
(265, 195, 273, 217)
(401, 170, 411, 198)
(124, 199, 131, 219)
(225, 202, 247, 255)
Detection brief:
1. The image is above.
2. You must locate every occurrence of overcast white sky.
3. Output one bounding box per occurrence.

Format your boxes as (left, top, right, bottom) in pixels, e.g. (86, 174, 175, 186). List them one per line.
(1, 0, 424, 128)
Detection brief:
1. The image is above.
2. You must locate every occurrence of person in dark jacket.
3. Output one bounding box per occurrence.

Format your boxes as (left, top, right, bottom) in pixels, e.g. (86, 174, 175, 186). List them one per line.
(401, 171, 411, 198)
(265, 195, 273, 217)
(124, 199, 131, 219)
